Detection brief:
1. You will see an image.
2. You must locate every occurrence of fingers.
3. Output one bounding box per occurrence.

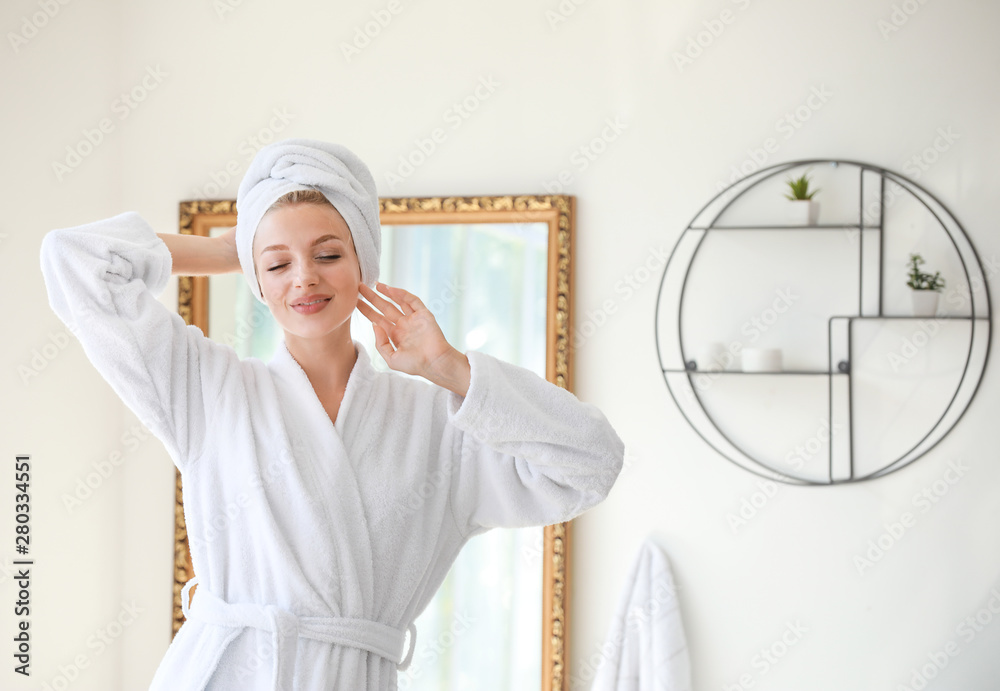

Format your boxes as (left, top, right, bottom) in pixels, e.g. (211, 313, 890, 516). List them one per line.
(374, 282, 428, 315)
(358, 282, 409, 320)
(355, 297, 395, 334)
(371, 323, 394, 363)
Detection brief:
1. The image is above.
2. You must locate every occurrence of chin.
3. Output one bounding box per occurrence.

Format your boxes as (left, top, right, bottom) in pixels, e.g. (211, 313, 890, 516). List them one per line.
(281, 309, 354, 340)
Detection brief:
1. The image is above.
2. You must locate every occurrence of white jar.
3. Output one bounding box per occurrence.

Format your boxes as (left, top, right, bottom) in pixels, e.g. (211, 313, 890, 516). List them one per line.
(697, 342, 727, 372)
(742, 347, 783, 372)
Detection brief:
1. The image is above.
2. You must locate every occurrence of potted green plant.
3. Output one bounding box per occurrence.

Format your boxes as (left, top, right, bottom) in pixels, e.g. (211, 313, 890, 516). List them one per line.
(906, 253, 945, 316)
(784, 170, 820, 226)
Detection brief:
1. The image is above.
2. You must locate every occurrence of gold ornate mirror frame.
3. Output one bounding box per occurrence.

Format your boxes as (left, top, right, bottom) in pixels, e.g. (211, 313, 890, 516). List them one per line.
(173, 195, 575, 691)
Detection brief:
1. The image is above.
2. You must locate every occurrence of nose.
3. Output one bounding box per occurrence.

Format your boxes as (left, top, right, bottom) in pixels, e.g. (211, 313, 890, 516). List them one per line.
(293, 260, 318, 287)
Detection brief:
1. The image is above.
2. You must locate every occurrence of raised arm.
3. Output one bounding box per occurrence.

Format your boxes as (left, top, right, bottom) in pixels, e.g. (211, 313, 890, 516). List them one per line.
(445, 351, 625, 534)
(39, 212, 240, 470)
(355, 280, 624, 533)
(156, 225, 240, 276)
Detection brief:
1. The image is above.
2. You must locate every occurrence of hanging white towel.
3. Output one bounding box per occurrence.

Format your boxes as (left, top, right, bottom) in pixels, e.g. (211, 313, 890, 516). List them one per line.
(590, 538, 691, 691)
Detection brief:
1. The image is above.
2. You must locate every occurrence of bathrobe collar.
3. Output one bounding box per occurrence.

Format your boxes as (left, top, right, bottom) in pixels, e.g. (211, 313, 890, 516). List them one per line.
(268, 338, 375, 434)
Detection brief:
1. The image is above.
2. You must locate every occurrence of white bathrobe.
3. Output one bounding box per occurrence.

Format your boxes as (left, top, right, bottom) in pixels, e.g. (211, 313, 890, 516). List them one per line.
(39, 211, 625, 691)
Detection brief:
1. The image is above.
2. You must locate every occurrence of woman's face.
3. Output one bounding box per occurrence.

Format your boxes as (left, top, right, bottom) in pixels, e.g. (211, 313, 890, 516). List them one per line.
(252, 202, 362, 341)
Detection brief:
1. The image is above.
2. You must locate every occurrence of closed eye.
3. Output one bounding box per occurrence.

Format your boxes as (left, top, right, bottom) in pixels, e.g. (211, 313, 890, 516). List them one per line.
(267, 255, 342, 271)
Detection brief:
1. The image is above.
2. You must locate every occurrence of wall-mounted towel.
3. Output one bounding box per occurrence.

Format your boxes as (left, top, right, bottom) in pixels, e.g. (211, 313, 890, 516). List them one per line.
(590, 538, 692, 691)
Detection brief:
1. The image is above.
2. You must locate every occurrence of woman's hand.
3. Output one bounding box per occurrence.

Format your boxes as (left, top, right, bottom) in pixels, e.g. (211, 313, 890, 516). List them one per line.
(356, 282, 471, 397)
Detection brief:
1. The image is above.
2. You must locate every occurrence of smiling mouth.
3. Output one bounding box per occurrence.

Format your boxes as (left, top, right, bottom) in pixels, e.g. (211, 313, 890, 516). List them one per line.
(291, 297, 332, 313)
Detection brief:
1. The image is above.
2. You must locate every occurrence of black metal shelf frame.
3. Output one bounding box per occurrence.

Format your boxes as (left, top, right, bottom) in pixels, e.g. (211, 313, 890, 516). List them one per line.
(655, 159, 993, 486)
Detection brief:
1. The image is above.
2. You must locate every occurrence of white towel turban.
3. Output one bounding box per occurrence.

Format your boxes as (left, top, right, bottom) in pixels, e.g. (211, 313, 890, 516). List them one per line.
(235, 138, 381, 304)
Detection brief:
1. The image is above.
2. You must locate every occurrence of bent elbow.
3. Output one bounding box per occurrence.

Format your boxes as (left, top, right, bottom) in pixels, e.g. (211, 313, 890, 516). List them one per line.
(599, 425, 626, 492)
(597, 445, 625, 503)
(569, 441, 626, 519)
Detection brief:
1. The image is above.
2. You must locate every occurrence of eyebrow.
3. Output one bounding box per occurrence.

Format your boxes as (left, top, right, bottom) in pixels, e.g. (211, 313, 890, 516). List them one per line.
(261, 234, 345, 254)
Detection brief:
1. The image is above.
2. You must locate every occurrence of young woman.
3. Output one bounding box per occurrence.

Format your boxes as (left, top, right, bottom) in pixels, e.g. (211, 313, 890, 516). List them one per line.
(39, 138, 624, 690)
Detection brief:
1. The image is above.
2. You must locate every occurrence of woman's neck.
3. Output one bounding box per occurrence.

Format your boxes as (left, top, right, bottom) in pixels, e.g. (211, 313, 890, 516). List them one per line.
(283, 324, 358, 393)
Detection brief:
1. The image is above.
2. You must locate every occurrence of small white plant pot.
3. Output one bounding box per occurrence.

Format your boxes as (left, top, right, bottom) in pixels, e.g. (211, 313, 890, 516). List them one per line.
(786, 199, 819, 226)
(911, 290, 940, 317)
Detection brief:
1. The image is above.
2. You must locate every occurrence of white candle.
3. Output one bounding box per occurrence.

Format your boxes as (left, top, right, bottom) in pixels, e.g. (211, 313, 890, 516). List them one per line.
(742, 348, 782, 372)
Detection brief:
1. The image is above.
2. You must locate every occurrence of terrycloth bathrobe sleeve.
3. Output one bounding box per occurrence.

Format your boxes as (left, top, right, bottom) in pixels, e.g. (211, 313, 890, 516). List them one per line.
(444, 350, 625, 535)
(39, 212, 230, 469)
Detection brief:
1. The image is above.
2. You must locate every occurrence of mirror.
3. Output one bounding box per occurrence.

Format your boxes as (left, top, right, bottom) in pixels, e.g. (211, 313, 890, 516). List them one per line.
(173, 194, 575, 690)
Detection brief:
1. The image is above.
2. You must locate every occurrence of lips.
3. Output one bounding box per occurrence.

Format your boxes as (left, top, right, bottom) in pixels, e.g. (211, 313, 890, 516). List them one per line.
(292, 294, 331, 306)
(290, 294, 332, 315)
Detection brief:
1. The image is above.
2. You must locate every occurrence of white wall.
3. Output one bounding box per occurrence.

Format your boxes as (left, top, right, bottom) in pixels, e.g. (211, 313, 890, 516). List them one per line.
(3, 0, 998, 688)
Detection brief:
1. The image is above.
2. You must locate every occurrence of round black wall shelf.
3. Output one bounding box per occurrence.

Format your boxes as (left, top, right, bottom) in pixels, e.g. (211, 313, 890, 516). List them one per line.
(655, 159, 991, 485)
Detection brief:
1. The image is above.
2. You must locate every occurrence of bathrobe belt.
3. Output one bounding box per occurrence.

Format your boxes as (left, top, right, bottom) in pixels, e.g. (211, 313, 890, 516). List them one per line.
(181, 577, 417, 689)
